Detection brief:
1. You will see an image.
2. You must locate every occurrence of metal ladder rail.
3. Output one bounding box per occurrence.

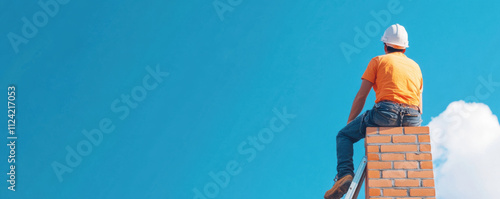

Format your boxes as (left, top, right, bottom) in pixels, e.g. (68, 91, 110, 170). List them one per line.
(344, 156, 368, 199)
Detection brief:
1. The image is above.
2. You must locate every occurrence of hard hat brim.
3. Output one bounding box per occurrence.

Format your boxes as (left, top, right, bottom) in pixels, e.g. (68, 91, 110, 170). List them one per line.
(384, 42, 408, 49)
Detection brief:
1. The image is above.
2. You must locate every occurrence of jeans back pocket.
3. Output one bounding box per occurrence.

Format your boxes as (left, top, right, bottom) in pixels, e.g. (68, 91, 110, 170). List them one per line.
(371, 108, 398, 126)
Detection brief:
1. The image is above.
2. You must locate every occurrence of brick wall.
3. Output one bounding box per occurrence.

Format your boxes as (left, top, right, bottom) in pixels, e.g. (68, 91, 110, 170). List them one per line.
(365, 127, 436, 199)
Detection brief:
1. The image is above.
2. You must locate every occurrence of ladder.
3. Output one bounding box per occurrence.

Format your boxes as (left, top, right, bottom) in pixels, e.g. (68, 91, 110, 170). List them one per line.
(344, 156, 368, 199)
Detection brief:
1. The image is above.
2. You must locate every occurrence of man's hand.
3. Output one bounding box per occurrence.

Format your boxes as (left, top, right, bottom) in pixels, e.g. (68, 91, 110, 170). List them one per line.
(347, 80, 373, 124)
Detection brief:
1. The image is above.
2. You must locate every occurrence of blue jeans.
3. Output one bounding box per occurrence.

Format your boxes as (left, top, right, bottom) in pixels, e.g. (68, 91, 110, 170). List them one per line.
(336, 101, 422, 178)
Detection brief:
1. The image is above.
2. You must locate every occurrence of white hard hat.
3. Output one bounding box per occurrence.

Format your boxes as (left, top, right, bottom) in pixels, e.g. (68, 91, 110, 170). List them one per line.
(381, 24, 409, 49)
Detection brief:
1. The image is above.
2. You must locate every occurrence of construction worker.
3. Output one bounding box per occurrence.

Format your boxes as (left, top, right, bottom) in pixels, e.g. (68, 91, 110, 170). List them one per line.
(324, 24, 423, 199)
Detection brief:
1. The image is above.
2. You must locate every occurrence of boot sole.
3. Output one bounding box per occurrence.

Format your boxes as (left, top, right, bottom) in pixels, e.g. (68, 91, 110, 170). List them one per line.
(331, 182, 351, 198)
(325, 180, 352, 199)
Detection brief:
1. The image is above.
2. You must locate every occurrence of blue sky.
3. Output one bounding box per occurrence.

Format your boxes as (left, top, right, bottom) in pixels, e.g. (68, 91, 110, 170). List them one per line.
(1, 0, 500, 198)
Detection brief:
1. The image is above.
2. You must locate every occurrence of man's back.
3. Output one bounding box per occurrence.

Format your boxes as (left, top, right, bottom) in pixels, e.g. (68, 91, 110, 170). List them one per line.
(362, 52, 422, 106)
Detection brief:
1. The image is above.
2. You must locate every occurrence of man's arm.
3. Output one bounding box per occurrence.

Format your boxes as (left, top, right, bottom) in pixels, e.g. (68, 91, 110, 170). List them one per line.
(347, 79, 373, 124)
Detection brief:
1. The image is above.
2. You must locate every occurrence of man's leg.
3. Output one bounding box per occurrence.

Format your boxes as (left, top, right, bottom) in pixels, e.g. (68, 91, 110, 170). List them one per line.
(336, 113, 367, 178)
(325, 112, 369, 199)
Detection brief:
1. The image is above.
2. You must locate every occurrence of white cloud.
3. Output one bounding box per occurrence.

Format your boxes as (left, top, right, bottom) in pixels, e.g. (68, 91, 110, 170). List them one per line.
(429, 101, 500, 198)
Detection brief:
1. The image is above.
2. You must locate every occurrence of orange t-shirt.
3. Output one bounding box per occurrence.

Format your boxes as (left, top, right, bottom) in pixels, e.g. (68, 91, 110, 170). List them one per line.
(361, 52, 423, 106)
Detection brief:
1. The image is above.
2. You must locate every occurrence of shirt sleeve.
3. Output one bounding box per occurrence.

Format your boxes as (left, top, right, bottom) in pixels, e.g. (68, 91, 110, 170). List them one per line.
(361, 57, 378, 84)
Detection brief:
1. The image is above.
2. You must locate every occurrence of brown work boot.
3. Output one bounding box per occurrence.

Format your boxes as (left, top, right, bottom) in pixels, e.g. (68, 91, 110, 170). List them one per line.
(324, 174, 353, 199)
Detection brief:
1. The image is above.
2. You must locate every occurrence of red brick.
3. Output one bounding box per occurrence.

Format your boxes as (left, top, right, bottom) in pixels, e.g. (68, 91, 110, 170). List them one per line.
(410, 188, 435, 196)
(394, 161, 418, 169)
(408, 170, 434, 178)
(370, 179, 393, 187)
(383, 188, 408, 196)
(366, 127, 378, 135)
(367, 135, 392, 143)
(381, 153, 405, 161)
(381, 145, 418, 152)
(420, 161, 433, 169)
(368, 170, 381, 178)
(404, 127, 429, 134)
(420, 144, 431, 152)
(396, 198, 423, 199)
(367, 145, 380, 152)
(367, 153, 380, 161)
(406, 153, 432, 161)
(395, 179, 420, 187)
(382, 170, 406, 178)
(369, 188, 381, 196)
(379, 127, 403, 134)
(418, 135, 430, 142)
(368, 162, 392, 170)
(393, 135, 416, 143)
(422, 179, 435, 187)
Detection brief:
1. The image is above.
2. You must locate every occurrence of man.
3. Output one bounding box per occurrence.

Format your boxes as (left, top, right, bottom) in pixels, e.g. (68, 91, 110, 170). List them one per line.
(324, 24, 423, 199)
